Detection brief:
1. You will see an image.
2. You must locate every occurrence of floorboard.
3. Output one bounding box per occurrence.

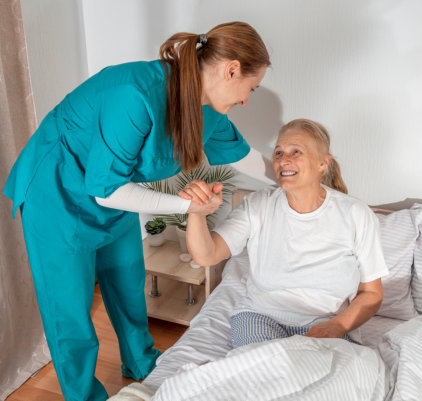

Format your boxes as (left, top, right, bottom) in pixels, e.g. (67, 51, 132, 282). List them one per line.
(6, 285, 187, 400)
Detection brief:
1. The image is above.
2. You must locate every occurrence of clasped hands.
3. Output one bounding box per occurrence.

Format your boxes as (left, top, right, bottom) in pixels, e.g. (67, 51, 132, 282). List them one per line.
(178, 180, 223, 216)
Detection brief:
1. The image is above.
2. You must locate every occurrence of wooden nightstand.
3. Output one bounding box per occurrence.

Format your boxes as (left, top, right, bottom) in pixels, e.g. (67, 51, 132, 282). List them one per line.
(143, 239, 225, 326)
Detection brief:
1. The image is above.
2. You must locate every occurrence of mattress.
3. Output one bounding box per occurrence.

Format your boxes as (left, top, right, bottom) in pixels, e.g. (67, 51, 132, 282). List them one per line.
(142, 251, 404, 392)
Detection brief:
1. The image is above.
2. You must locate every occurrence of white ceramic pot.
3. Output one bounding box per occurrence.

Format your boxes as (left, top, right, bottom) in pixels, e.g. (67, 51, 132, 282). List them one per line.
(176, 226, 188, 253)
(147, 232, 165, 247)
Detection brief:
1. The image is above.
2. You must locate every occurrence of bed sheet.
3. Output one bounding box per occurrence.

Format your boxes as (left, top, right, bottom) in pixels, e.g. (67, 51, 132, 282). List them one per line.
(142, 252, 404, 392)
(152, 335, 386, 401)
(112, 314, 422, 401)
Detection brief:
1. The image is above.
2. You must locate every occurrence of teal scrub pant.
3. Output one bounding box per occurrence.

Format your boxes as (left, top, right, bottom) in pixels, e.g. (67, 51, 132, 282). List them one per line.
(21, 209, 160, 401)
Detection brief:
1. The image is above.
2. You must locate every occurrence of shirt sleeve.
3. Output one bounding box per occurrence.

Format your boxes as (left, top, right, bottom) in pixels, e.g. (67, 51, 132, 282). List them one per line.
(352, 202, 389, 282)
(213, 195, 253, 256)
(204, 114, 250, 166)
(85, 85, 152, 198)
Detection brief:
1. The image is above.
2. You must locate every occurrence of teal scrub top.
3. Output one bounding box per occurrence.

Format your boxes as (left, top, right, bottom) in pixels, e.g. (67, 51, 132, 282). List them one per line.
(3, 60, 250, 253)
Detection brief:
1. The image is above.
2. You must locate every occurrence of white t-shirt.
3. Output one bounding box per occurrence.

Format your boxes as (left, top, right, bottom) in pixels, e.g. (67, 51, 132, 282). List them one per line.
(214, 185, 388, 330)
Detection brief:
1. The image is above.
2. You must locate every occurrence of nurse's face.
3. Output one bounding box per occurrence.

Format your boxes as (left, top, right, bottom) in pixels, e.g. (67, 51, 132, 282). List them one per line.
(201, 60, 267, 114)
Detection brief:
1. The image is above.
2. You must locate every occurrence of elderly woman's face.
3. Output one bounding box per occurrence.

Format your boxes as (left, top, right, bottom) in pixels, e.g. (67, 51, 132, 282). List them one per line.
(272, 129, 328, 192)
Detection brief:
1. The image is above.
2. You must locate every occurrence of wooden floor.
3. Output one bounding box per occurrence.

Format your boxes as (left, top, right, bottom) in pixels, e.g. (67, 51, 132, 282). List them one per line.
(7, 285, 187, 401)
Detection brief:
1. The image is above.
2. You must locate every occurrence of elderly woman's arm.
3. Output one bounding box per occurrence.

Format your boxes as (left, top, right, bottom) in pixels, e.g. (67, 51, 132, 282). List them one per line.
(187, 214, 231, 266)
(305, 278, 383, 338)
(179, 180, 231, 266)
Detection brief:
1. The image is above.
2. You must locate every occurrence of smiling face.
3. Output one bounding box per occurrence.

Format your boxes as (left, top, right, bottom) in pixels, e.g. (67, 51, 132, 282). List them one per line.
(201, 60, 267, 114)
(273, 129, 330, 193)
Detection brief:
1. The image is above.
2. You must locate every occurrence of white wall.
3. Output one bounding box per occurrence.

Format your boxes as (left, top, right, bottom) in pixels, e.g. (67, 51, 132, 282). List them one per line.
(81, 0, 203, 76)
(23, 0, 422, 205)
(21, 0, 88, 122)
(81, 0, 422, 204)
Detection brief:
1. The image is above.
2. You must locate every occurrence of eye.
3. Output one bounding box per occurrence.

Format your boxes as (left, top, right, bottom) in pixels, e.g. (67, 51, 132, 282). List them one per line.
(274, 150, 283, 158)
(293, 149, 302, 155)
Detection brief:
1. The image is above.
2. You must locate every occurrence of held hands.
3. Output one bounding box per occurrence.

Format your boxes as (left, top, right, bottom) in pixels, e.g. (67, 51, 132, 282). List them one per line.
(304, 319, 346, 339)
(178, 180, 223, 216)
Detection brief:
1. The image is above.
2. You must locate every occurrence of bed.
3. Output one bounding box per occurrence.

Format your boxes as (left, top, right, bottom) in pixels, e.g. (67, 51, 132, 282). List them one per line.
(109, 191, 422, 401)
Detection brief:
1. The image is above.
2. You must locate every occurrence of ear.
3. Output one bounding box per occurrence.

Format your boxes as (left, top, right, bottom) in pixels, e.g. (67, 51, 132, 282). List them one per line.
(224, 60, 241, 80)
(319, 154, 331, 173)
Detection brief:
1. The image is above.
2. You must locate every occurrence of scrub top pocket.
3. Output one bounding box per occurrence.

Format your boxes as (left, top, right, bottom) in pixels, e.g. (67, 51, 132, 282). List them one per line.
(23, 141, 131, 254)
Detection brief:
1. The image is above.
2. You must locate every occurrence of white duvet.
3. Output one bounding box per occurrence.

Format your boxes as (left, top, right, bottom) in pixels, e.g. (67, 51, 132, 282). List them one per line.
(109, 315, 422, 401)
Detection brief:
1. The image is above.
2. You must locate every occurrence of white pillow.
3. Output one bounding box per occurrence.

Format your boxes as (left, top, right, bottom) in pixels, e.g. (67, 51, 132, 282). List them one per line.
(410, 204, 422, 313)
(375, 207, 422, 320)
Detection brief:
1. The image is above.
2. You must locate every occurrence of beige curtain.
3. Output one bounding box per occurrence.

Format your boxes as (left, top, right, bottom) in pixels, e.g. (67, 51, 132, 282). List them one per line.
(0, 1, 51, 399)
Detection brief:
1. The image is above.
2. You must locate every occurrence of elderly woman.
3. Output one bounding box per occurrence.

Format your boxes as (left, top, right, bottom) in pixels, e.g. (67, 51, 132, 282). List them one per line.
(180, 118, 388, 346)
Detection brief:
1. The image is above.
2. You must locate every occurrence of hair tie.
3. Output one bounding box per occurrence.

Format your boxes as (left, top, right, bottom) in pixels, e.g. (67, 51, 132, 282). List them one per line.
(199, 33, 207, 45)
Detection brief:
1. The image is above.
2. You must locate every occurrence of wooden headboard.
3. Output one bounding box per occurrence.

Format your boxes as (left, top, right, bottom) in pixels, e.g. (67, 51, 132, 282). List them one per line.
(231, 188, 422, 214)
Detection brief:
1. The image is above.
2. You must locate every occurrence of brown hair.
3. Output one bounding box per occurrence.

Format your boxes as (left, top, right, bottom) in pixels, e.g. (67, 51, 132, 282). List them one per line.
(160, 21, 271, 171)
(278, 119, 348, 194)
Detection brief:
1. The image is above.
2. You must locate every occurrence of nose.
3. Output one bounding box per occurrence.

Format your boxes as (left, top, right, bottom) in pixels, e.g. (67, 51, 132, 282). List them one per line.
(279, 153, 291, 166)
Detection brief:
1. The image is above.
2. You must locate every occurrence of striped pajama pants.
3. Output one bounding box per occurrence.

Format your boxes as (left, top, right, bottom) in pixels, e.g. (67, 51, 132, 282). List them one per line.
(231, 311, 360, 349)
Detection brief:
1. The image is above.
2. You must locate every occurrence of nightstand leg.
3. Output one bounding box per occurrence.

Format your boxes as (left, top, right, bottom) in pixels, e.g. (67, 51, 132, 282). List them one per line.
(148, 275, 161, 298)
(185, 284, 197, 305)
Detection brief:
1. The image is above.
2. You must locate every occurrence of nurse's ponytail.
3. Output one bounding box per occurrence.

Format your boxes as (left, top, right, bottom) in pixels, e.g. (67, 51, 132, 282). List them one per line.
(278, 119, 348, 194)
(160, 22, 270, 172)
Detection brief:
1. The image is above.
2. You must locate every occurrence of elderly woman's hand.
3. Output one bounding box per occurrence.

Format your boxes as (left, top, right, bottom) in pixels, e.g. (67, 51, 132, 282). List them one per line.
(178, 180, 223, 216)
(304, 319, 346, 339)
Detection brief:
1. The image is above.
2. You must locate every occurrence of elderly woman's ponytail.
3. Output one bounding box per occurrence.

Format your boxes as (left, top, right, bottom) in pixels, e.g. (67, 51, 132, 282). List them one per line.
(279, 119, 348, 194)
(322, 158, 348, 194)
(160, 22, 270, 172)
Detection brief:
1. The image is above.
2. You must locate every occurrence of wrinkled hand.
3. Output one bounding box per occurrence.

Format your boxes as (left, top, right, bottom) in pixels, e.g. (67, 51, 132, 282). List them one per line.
(178, 180, 223, 216)
(304, 319, 346, 339)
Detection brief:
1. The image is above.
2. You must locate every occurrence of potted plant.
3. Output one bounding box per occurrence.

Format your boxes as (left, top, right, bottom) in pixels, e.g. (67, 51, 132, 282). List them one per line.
(144, 217, 166, 247)
(142, 163, 235, 252)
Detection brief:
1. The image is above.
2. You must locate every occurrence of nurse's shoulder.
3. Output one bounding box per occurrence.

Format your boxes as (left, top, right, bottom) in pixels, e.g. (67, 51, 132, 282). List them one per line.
(63, 60, 166, 108)
(92, 60, 166, 93)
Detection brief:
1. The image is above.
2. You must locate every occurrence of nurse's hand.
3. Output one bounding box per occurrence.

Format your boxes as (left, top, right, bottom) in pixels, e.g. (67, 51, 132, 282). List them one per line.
(178, 180, 222, 205)
(304, 319, 346, 339)
(179, 180, 223, 215)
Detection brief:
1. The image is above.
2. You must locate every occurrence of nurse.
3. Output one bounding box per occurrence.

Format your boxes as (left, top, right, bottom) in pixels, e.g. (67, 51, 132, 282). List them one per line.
(3, 21, 270, 401)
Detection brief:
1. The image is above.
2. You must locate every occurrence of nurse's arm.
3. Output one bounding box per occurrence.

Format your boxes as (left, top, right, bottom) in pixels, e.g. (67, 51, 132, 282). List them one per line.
(95, 182, 191, 214)
(305, 278, 383, 338)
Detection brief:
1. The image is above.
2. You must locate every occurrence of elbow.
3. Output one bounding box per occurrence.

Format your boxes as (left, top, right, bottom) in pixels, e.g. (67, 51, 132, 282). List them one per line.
(95, 196, 105, 206)
(95, 196, 108, 207)
(372, 299, 383, 315)
(188, 248, 217, 267)
(187, 240, 226, 266)
(373, 290, 384, 314)
(367, 287, 384, 316)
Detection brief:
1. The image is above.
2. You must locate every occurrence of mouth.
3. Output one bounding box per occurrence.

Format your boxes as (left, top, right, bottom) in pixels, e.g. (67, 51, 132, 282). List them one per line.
(280, 171, 297, 177)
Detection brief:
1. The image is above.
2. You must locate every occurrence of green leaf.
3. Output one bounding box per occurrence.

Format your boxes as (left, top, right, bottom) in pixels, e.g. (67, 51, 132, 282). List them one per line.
(141, 162, 236, 228)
